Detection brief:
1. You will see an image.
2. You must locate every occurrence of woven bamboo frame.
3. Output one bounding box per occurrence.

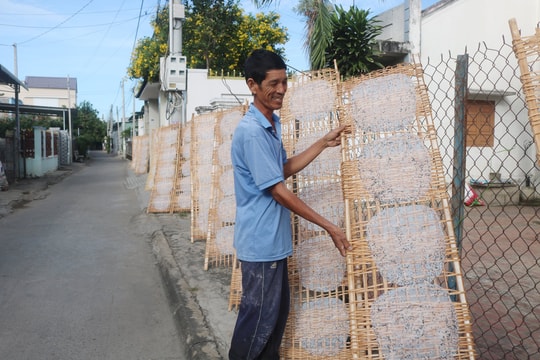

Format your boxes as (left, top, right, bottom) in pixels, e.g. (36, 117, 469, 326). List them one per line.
(509, 18, 540, 165)
(171, 121, 192, 213)
(191, 112, 218, 242)
(278, 68, 353, 359)
(130, 138, 137, 171)
(145, 128, 160, 191)
(339, 63, 475, 359)
(147, 124, 180, 213)
(204, 106, 245, 270)
(131, 135, 149, 174)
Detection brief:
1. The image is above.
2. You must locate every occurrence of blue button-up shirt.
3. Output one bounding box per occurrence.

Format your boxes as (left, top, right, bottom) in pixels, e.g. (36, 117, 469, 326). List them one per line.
(231, 104, 292, 262)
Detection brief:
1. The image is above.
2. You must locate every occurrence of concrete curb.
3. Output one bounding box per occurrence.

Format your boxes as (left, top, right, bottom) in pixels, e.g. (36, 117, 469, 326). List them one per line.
(150, 229, 223, 360)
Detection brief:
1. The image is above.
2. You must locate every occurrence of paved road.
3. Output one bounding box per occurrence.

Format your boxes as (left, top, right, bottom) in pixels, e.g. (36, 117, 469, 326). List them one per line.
(0, 152, 185, 360)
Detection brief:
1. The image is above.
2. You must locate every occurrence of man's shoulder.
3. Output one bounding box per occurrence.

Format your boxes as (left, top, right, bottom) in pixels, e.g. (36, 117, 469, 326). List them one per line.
(235, 114, 265, 136)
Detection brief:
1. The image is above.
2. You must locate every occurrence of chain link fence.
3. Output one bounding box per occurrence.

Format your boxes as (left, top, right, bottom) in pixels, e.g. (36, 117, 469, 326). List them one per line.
(422, 35, 540, 359)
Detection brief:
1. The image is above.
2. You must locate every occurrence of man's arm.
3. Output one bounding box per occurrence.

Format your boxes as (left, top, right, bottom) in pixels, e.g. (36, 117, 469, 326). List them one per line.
(283, 125, 346, 179)
(268, 181, 351, 256)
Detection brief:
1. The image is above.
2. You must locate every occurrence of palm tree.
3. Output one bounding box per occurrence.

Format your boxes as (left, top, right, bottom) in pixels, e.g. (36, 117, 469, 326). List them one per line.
(253, 0, 333, 69)
(251, 0, 384, 73)
(295, 0, 333, 70)
(328, 5, 383, 77)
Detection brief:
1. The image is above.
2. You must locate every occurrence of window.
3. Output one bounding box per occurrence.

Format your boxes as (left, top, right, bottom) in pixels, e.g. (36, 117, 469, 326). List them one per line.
(466, 99, 495, 147)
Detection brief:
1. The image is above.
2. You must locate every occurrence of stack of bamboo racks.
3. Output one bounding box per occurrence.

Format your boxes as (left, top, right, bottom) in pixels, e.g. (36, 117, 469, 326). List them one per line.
(205, 107, 245, 270)
(190, 112, 218, 241)
(130, 134, 149, 175)
(171, 122, 191, 213)
(130, 61, 477, 359)
(147, 124, 180, 213)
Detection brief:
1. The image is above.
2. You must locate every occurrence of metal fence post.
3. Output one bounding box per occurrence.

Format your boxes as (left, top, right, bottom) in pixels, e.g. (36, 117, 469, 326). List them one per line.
(449, 54, 468, 295)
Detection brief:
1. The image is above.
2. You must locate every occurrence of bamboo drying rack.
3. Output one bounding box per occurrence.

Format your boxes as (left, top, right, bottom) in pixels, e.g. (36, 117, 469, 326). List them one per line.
(509, 18, 540, 165)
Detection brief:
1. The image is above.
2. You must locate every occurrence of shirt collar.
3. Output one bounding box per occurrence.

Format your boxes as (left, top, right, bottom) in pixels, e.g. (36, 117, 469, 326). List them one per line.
(249, 103, 280, 131)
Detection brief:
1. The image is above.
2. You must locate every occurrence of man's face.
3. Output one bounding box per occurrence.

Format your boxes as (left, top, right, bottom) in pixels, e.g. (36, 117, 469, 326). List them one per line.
(248, 69, 288, 112)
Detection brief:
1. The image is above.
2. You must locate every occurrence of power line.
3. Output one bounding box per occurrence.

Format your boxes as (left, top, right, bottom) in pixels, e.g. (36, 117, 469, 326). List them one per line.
(0, 15, 150, 30)
(131, 0, 145, 56)
(82, 0, 127, 69)
(17, 0, 96, 45)
(0, 7, 151, 17)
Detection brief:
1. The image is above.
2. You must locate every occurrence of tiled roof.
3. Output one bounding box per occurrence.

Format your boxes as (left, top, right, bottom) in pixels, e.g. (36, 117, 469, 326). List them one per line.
(25, 76, 77, 91)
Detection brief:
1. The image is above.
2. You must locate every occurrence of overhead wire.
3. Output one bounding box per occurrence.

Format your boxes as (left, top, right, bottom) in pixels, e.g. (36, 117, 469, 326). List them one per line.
(131, 0, 145, 56)
(0, 7, 149, 17)
(0, 15, 150, 30)
(115, 0, 149, 120)
(83, 0, 127, 69)
(221, 77, 243, 106)
(4, 0, 175, 118)
(17, 0, 96, 45)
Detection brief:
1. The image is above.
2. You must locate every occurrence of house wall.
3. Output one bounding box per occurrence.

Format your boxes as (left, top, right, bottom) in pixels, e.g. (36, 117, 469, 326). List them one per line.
(377, 4, 406, 42)
(185, 69, 252, 120)
(421, 0, 538, 59)
(145, 99, 160, 136)
(0, 79, 76, 110)
(25, 127, 59, 177)
(19, 87, 76, 108)
(419, 0, 540, 182)
(0, 85, 17, 104)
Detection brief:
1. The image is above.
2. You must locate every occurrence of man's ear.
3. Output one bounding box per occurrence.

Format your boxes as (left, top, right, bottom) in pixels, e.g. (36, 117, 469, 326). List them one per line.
(246, 78, 258, 95)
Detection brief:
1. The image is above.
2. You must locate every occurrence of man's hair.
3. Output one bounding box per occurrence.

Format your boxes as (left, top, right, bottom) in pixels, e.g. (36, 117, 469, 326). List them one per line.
(244, 49, 286, 85)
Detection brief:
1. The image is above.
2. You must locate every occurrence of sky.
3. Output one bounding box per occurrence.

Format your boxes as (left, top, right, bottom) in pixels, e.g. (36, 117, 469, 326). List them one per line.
(0, 0, 440, 120)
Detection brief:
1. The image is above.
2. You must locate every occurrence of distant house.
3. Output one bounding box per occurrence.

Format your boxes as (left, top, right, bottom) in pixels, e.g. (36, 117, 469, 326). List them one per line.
(0, 65, 77, 180)
(21, 76, 77, 108)
(0, 75, 77, 119)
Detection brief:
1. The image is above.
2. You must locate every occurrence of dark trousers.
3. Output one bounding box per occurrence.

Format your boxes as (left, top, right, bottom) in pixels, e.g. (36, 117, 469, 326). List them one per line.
(229, 259, 290, 360)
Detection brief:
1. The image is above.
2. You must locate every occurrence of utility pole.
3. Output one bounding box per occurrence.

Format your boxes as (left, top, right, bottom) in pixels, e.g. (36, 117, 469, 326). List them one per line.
(116, 106, 120, 154)
(13, 43, 18, 77)
(122, 79, 126, 159)
(108, 105, 113, 153)
(132, 87, 136, 139)
(15, 83, 21, 178)
(67, 75, 73, 163)
(170, 0, 184, 56)
(161, 0, 186, 125)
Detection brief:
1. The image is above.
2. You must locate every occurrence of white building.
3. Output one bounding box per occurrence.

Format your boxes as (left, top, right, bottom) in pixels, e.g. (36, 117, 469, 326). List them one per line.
(376, 0, 540, 190)
(421, 0, 538, 184)
(137, 69, 251, 137)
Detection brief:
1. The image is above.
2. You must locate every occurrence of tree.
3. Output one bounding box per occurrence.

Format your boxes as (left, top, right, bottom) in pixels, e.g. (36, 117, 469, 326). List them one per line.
(0, 116, 62, 138)
(73, 101, 107, 152)
(294, 0, 333, 69)
(128, 4, 169, 82)
(183, 0, 244, 70)
(128, 0, 288, 83)
(230, 12, 288, 72)
(253, 0, 383, 75)
(325, 6, 383, 77)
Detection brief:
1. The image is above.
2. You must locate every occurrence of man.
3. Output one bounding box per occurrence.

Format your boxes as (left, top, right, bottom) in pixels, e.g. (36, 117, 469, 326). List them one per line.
(229, 49, 351, 360)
